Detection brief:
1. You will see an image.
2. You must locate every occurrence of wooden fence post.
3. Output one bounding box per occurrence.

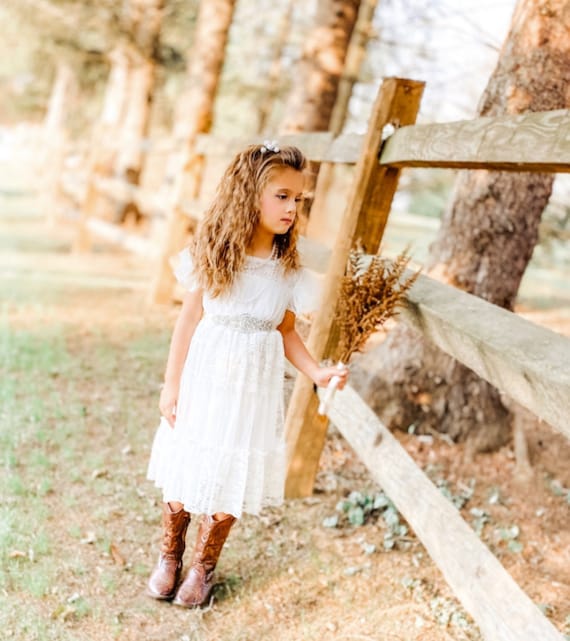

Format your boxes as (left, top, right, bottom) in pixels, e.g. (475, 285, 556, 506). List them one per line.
(284, 77, 425, 498)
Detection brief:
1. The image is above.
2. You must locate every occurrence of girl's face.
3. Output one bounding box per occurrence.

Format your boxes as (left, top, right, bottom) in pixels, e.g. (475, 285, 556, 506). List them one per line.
(257, 167, 304, 236)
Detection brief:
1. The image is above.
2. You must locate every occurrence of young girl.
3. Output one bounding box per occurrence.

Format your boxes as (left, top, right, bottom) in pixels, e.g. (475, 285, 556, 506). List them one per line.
(146, 142, 348, 608)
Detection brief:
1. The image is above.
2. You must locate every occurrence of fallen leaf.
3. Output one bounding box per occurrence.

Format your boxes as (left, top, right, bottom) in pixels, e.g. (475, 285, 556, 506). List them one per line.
(110, 542, 126, 566)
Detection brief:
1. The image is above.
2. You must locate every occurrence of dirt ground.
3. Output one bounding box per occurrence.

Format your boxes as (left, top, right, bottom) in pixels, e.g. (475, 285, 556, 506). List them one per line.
(1, 215, 569, 641)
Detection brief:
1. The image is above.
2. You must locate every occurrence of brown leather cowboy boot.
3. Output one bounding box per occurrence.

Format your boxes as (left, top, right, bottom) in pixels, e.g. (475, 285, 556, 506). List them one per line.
(172, 513, 236, 608)
(147, 503, 191, 600)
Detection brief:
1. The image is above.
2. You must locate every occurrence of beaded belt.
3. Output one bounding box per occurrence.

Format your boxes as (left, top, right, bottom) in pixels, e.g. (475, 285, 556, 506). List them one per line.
(206, 313, 275, 333)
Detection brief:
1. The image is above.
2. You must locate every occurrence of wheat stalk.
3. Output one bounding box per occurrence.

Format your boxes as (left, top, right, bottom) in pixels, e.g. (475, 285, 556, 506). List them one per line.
(336, 248, 419, 363)
(318, 248, 420, 415)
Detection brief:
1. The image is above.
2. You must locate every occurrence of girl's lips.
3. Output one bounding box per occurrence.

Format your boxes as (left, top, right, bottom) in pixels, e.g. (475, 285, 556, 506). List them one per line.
(281, 218, 293, 224)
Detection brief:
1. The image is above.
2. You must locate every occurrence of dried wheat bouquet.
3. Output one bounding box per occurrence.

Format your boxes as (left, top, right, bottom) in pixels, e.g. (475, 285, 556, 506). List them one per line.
(318, 248, 420, 415)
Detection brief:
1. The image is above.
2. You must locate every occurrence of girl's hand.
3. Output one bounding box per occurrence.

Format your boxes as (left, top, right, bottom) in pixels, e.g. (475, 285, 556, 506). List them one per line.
(159, 383, 178, 429)
(312, 364, 349, 389)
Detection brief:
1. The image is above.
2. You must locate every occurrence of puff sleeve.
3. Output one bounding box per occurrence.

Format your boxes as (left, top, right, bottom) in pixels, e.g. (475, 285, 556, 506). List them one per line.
(288, 267, 323, 316)
(171, 248, 200, 293)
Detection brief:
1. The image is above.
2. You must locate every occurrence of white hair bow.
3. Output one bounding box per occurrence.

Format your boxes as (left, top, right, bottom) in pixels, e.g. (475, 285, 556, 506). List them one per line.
(260, 139, 280, 153)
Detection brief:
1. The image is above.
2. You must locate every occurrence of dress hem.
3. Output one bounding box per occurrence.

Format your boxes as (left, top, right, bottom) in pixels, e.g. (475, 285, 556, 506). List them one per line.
(148, 476, 284, 519)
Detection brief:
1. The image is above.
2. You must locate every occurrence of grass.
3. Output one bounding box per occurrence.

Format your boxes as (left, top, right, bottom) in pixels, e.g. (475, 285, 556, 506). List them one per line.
(0, 241, 174, 639)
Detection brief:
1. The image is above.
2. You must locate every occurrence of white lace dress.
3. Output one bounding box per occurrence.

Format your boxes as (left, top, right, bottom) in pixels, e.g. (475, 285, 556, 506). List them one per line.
(147, 248, 320, 518)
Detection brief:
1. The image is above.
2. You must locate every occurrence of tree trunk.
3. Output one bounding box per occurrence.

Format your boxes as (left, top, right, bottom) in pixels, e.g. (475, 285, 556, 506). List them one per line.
(115, 0, 164, 184)
(115, 50, 156, 185)
(94, 46, 131, 176)
(280, 0, 361, 133)
(165, 0, 236, 189)
(173, 0, 237, 143)
(148, 0, 236, 304)
(352, 0, 570, 453)
(44, 63, 75, 134)
(280, 0, 360, 226)
(77, 0, 163, 239)
(327, 0, 377, 137)
(306, 0, 378, 240)
(256, 0, 296, 135)
(42, 63, 75, 224)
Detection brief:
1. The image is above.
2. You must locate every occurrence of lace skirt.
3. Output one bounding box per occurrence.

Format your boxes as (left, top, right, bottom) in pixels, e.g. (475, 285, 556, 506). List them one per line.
(147, 315, 287, 518)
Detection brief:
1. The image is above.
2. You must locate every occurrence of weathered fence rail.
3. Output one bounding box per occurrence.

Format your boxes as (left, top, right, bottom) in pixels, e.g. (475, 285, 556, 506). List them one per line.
(400, 271, 570, 440)
(379, 108, 570, 172)
(320, 384, 564, 641)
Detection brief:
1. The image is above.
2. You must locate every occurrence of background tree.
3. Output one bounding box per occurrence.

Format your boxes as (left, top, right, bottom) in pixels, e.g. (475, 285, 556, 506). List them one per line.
(353, 0, 570, 453)
(113, 0, 166, 185)
(305, 0, 379, 239)
(0, 0, 198, 130)
(280, 0, 361, 133)
(163, 0, 236, 191)
(278, 0, 361, 225)
(74, 0, 167, 227)
(172, 0, 237, 144)
(255, 0, 296, 135)
(149, 0, 237, 303)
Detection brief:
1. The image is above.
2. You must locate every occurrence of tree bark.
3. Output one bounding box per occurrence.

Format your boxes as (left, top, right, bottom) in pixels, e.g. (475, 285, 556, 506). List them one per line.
(148, 0, 236, 304)
(42, 63, 75, 224)
(95, 46, 131, 176)
(352, 0, 570, 452)
(306, 0, 378, 240)
(115, 0, 165, 185)
(77, 0, 163, 231)
(280, 0, 361, 133)
(173, 0, 237, 143)
(256, 0, 296, 135)
(44, 63, 75, 134)
(164, 0, 236, 191)
(279, 0, 360, 226)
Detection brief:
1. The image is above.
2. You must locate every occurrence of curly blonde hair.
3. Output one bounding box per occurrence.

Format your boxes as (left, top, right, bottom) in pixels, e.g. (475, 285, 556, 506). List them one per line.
(191, 144, 307, 297)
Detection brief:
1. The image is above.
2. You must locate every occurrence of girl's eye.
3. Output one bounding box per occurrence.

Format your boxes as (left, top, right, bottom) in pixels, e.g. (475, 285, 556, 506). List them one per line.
(276, 194, 287, 200)
(295, 198, 302, 203)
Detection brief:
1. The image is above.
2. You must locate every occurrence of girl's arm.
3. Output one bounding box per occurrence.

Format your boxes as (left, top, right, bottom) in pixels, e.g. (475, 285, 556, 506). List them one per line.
(159, 288, 203, 427)
(277, 310, 348, 388)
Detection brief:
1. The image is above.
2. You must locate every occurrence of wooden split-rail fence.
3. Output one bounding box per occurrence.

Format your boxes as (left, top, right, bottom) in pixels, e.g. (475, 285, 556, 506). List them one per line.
(61, 77, 570, 640)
